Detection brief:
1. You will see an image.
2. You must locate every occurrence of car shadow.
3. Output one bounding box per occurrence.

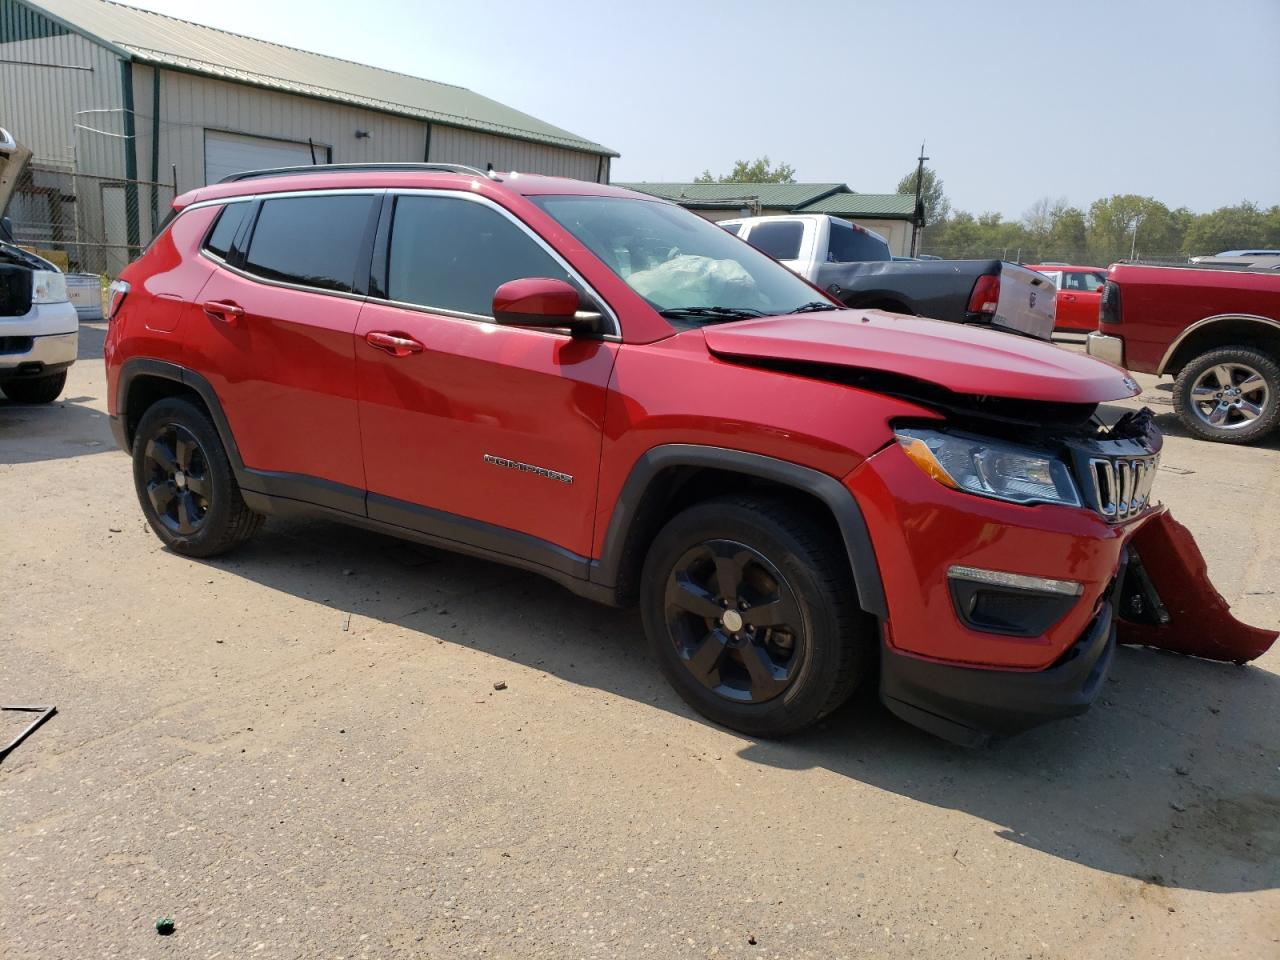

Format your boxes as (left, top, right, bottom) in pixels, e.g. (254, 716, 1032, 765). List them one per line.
(194, 513, 1280, 896)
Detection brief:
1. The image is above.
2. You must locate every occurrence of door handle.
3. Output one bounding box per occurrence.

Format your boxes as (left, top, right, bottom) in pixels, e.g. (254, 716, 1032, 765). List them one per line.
(203, 299, 245, 324)
(1062, 294, 1077, 302)
(366, 331, 424, 358)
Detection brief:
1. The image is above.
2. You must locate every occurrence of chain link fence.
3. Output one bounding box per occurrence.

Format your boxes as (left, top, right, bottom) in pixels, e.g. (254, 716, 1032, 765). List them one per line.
(6, 161, 175, 278)
(917, 243, 1194, 266)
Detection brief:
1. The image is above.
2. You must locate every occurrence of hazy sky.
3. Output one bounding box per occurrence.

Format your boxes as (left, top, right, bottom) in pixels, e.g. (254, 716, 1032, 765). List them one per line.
(125, 0, 1279, 219)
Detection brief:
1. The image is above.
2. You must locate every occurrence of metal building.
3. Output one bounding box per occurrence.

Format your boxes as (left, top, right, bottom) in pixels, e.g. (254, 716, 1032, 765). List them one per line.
(0, 0, 616, 273)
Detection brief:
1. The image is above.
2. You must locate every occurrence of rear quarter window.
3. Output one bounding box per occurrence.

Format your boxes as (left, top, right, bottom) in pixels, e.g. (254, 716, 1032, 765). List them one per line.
(202, 202, 250, 260)
(242, 194, 375, 292)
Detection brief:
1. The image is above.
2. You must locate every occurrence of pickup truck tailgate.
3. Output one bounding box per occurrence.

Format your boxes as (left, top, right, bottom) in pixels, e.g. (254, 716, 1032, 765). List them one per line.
(994, 264, 1056, 340)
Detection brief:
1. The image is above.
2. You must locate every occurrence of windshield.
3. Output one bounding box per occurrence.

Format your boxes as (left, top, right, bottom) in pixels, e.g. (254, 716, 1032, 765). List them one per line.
(531, 195, 830, 323)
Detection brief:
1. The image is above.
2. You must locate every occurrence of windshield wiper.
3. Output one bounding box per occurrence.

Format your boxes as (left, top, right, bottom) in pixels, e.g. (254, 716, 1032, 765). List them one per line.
(657, 306, 768, 321)
(790, 300, 841, 313)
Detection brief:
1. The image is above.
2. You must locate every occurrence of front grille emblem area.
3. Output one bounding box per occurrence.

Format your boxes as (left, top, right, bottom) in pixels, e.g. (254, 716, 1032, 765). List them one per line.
(1088, 454, 1159, 522)
(483, 454, 573, 485)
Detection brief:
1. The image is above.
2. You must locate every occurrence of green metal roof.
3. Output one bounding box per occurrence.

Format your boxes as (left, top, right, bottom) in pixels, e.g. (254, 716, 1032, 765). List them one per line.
(26, 0, 617, 156)
(798, 192, 916, 218)
(617, 182, 847, 209)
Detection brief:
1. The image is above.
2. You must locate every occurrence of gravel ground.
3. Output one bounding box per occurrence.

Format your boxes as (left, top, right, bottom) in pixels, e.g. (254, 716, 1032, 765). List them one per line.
(2, 324, 1277, 959)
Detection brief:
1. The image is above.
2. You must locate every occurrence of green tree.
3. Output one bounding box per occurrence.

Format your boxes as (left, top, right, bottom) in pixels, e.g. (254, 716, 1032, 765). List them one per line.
(1086, 195, 1180, 263)
(1046, 207, 1087, 260)
(694, 156, 796, 184)
(1180, 201, 1267, 256)
(896, 165, 951, 225)
(1263, 205, 1280, 246)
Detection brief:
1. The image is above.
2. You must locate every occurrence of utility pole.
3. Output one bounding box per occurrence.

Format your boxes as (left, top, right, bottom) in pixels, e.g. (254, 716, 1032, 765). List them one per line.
(910, 141, 928, 258)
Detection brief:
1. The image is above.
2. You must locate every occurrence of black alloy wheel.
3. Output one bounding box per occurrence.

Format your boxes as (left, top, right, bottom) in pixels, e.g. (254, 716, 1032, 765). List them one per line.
(142, 422, 212, 536)
(132, 397, 263, 557)
(664, 539, 806, 704)
(641, 494, 870, 738)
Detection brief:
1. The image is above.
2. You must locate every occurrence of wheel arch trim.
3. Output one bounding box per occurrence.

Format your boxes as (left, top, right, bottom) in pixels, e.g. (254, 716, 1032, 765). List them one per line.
(591, 444, 888, 618)
(115, 358, 247, 473)
(1157, 313, 1280, 375)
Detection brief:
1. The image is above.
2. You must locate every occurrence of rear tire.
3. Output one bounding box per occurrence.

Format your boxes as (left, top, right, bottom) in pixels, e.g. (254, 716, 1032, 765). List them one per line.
(1, 371, 67, 404)
(640, 494, 871, 737)
(132, 397, 263, 557)
(1172, 345, 1280, 444)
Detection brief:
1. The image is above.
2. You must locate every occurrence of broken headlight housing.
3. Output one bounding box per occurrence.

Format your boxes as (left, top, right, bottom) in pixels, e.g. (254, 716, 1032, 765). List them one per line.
(895, 427, 1081, 508)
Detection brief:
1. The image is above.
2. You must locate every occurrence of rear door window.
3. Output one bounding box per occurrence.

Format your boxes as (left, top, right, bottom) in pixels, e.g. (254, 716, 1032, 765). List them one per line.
(745, 220, 804, 260)
(242, 194, 375, 292)
(1065, 270, 1107, 290)
(385, 195, 573, 317)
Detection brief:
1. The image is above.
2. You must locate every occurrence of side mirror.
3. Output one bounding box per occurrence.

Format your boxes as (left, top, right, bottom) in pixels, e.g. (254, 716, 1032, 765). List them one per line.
(0, 216, 13, 242)
(492, 277, 601, 334)
(1095, 284, 1105, 293)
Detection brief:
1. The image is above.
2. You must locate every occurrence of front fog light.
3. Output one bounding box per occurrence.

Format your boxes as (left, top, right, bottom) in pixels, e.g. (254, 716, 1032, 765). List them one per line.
(896, 427, 1081, 508)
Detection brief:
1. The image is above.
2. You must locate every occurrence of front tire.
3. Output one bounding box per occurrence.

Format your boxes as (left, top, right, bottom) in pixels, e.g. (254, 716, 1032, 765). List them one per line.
(640, 494, 871, 737)
(1172, 345, 1280, 444)
(132, 397, 263, 557)
(1, 370, 67, 404)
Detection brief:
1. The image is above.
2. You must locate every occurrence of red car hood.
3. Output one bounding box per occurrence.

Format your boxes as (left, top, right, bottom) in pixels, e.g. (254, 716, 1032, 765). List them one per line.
(702, 310, 1140, 404)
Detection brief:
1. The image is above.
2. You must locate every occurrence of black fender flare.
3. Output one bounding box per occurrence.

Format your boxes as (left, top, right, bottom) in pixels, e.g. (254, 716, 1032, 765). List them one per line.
(114, 358, 247, 471)
(590, 444, 887, 618)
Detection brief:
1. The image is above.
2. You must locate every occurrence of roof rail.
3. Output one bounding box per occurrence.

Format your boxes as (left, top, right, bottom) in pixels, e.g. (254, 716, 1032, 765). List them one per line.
(218, 162, 498, 184)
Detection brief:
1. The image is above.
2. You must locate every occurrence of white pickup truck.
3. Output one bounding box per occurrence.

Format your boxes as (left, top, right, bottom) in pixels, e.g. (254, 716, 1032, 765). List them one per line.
(720, 214, 1057, 340)
(0, 126, 77, 404)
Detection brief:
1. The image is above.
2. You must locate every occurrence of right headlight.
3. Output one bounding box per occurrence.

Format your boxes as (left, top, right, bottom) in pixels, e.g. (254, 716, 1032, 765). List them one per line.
(895, 427, 1081, 508)
(31, 269, 68, 304)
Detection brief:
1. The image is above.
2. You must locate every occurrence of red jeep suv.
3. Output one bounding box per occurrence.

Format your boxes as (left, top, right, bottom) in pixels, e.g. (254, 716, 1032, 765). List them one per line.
(104, 164, 1273, 746)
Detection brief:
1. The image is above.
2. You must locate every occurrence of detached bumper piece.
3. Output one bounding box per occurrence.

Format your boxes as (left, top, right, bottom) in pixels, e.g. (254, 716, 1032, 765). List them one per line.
(1117, 511, 1277, 663)
(881, 600, 1116, 748)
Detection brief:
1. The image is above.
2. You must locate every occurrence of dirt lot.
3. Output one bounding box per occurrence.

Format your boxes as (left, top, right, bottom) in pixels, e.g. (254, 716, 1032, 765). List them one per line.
(3, 325, 1278, 959)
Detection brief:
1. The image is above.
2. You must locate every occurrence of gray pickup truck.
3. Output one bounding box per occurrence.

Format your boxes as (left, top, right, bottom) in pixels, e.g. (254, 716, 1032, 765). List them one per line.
(720, 214, 1057, 340)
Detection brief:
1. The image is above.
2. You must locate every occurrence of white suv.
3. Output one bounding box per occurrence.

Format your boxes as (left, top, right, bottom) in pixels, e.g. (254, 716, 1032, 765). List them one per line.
(0, 126, 77, 404)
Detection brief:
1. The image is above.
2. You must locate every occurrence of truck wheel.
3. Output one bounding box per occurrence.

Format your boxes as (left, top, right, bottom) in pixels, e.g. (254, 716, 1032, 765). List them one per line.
(1172, 346, 1280, 444)
(1, 371, 67, 404)
(132, 397, 264, 557)
(640, 494, 870, 737)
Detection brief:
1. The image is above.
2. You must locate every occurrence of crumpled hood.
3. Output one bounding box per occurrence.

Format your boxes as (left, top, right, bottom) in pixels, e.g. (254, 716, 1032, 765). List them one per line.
(702, 310, 1141, 404)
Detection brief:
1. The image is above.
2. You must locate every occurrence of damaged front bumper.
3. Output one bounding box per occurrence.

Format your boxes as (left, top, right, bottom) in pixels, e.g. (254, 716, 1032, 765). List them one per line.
(848, 434, 1277, 746)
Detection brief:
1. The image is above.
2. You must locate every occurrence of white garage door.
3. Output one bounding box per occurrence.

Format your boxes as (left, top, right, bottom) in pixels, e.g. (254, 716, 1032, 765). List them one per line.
(204, 131, 325, 184)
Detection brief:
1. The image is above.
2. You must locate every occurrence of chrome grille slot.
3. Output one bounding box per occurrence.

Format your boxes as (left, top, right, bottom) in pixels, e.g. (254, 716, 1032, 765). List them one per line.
(1088, 454, 1159, 522)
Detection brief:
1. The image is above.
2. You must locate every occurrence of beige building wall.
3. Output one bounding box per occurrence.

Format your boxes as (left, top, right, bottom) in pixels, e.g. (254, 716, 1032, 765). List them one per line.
(428, 125, 605, 182)
(0, 28, 124, 175)
(131, 65, 428, 195)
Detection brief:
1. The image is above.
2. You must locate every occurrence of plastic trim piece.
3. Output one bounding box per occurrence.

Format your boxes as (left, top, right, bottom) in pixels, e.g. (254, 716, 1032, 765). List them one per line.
(592, 444, 887, 618)
(1156, 313, 1280, 376)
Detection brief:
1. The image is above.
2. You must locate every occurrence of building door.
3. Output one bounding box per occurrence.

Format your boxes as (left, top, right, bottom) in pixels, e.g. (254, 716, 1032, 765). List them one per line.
(203, 130, 328, 185)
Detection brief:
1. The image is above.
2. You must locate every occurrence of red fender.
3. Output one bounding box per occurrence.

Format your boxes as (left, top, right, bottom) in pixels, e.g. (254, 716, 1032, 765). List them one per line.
(1120, 510, 1277, 663)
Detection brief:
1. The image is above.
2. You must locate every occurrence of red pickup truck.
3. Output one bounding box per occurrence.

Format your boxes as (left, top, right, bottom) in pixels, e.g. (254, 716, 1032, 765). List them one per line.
(1088, 264, 1280, 444)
